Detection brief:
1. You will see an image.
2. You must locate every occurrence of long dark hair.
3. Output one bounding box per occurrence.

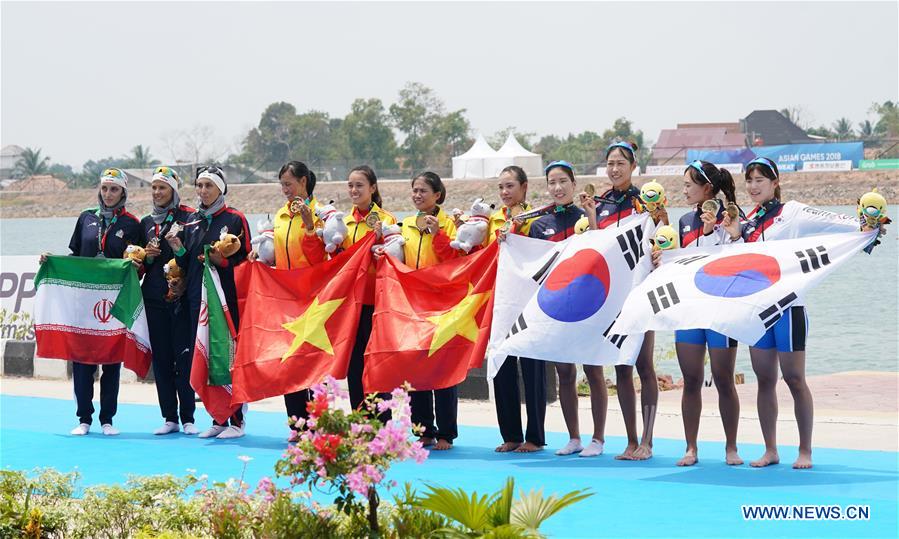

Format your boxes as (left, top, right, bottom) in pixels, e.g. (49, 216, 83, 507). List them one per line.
(349, 165, 382, 208)
(412, 171, 446, 205)
(279, 161, 317, 196)
(745, 158, 781, 200)
(687, 160, 737, 203)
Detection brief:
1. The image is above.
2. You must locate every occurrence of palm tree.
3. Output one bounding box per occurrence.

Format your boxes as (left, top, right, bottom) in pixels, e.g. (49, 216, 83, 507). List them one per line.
(12, 147, 50, 178)
(832, 118, 854, 141)
(126, 144, 161, 168)
(858, 120, 874, 140)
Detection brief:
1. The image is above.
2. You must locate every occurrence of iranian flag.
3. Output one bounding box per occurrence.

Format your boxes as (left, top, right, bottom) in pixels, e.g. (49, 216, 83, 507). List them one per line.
(191, 247, 240, 424)
(34, 256, 152, 377)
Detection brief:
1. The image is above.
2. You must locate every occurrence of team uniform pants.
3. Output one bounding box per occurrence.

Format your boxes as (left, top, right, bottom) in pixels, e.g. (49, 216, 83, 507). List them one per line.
(411, 386, 458, 442)
(492, 356, 547, 446)
(147, 301, 195, 425)
(73, 362, 121, 426)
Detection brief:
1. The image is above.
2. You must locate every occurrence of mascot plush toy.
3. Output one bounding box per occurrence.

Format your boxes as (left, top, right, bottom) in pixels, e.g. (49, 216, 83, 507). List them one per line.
(314, 203, 348, 253)
(635, 180, 667, 213)
(450, 199, 493, 253)
(377, 222, 405, 263)
(857, 188, 891, 229)
(651, 225, 679, 251)
(250, 216, 276, 265)
(123, 244, 146, 263)
(212, 230, 242, 257)
(163, 259, 184, 302)
(574, 215, 590, 234)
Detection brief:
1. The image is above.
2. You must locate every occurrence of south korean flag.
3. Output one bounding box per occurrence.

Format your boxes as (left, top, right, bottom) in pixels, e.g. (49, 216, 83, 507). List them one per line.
(487, 215, 651, 378)
(608, 230, 879, 345)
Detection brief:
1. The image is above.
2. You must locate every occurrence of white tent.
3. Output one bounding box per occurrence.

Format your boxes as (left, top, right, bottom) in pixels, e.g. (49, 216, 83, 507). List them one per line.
(485, 134, 544, 178)
(451, 134, 497, 179)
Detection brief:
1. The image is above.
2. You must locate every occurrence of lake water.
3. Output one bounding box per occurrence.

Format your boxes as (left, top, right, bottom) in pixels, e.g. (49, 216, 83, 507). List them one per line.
(1, 206, 896, 378)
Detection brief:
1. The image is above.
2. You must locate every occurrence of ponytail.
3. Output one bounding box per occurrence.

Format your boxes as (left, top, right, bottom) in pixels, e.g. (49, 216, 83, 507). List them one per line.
(716, 169, 737, 203)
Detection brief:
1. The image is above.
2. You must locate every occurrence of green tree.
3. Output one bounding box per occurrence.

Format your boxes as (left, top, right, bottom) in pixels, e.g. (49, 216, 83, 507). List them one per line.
(389, 82, 470, 171)
(831, 118, 854, 140)
(533, 135, 562, 157)
(343, 98, 399, 170)
(872, 100, 899, 138)
(237, 102, 299, 170)
(12, 147, 50, 178)
(47, 163, 76, 182)
(806, 125, 835, 139)
(858, 120, 875, 140)
(124, 144, 160, 168)
(488, 127, 536, 149)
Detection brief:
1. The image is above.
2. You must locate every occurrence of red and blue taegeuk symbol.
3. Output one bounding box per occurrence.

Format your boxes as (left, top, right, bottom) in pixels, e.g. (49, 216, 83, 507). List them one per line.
(537, 249, 611, 322)
(694, 253, 781, 298)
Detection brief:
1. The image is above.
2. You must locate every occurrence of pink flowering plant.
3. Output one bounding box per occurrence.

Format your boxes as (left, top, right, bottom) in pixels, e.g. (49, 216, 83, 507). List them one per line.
(273, 376, 429, 533)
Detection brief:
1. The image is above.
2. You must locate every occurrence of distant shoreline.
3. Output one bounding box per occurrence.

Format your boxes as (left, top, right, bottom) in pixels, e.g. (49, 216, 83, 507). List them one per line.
(1, 169, 896, 219)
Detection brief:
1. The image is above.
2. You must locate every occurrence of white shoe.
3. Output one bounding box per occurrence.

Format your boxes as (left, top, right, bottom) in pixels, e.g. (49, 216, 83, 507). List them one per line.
(198, 425, 227, 438)
(555, 439, 583, 456)
(70, 423, 90, 436)
(580, 439, 604, 457)
(216, 425, 245, 439)
(154, 421, 180, 435)
(101, 424, 120, 436)
(182, 422, 199, 435)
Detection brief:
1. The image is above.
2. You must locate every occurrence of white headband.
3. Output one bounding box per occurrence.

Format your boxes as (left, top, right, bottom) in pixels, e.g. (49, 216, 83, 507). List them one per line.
(151, 172, 179, 193)
(99, 169, 127, 190)
(197, 170, 226, 195)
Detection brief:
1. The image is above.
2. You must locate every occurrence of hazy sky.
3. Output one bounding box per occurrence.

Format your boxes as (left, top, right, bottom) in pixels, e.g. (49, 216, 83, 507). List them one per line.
(2, 1, 897, 169)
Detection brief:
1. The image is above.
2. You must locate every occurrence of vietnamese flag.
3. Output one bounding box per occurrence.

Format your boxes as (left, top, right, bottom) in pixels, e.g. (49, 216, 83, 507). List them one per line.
(363, 241, 498, 393)
(230, 233, 375, 405)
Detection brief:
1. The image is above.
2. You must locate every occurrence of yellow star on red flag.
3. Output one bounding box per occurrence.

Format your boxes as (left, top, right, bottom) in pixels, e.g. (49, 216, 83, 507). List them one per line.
(281, 296, 345, 361)
(426, 283, 491, 357)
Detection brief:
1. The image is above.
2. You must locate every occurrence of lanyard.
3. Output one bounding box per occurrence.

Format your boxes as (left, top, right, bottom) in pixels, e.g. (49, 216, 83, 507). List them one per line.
(97, 211, 119, 253)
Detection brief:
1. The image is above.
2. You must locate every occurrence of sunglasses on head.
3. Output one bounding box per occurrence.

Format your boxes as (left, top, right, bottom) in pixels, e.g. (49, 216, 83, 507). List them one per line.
(196, 165, 224, 180)
(686, 160, 713, 184)
(544, 160, 575, 174)
(154, 166, 179, 178)
(747, 157, 778, 178)
(102, 168, 124, 178)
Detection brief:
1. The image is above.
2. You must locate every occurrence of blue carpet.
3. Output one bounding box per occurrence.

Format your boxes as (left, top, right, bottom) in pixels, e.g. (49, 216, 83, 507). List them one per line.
(1, 395, 896, 538)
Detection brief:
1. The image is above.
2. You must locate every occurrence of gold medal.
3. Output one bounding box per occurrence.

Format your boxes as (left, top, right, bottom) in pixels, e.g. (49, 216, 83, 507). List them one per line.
(364, 212, 380, 228)
(168, 222, 183, 237)
(289, 197, 306, 214)
(584, 183, 596, 196)
(509, 203, 525, 218)
(726, 202, 739, 219)
(701, 199, 720, 214)
(415, 213, 430, 233)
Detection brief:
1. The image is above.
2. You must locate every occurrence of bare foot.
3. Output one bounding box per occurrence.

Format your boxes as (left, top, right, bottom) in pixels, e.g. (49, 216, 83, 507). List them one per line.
(676, 449, 698, 467)
(750, 450, 780, 467)
(631, 443, 653, 461)
(792, 450, 812, 469)
(514, 441, 542, 453)
(418, 436, 435, 447)
(433, 439, 453, 451)
(725, 448, 744, 466)
(495, 441, 521, 453)
(615, 444, 638, 460)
